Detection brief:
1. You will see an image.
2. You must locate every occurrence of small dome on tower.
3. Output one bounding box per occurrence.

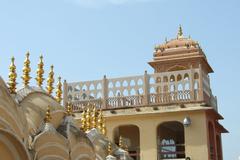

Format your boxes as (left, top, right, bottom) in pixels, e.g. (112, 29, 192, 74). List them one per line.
(154, 25, 199, 54)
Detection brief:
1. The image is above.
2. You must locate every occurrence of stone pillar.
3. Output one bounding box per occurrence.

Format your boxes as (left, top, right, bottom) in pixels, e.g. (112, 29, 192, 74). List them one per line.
(139, 123, 157, 160)
(190, 65, 195, 101)
(102, 75, 108, 109)
(63, 80, 68, 106)
(198, 64, 204, 101)
(143, 71, 149, 105)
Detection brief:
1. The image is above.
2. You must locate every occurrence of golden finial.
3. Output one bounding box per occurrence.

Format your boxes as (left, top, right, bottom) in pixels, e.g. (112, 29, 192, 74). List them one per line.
(44, 106, 52, 123)
(66, 102, 73, 116)
(46, 65, 54, 94)
(101, 118, 107, 136)
(91, 106, 97, 129)
(35, 55, 45, 87)
(55, 76, 62, 103)
(177, 25, 183, 39)
(119, 136, 123, 148)
(85, 107, 91, 132)
(80, 109, 86, 131)
(22, 52, 31, 86)
(108, 142, 112, 155)
(8, 57, 17, 94)
(97, 109, 103, 133)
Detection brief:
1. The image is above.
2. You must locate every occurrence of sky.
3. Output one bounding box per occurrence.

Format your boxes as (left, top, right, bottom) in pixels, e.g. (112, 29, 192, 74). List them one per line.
(0, 0, 239, 159)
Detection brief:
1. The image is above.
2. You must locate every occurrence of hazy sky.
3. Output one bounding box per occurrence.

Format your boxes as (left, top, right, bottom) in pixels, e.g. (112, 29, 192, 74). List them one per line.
(0, 0, 239, 159)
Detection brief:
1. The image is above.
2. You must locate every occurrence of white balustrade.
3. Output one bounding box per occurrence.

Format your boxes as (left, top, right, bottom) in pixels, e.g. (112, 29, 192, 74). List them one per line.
(65, 69, 217, 111)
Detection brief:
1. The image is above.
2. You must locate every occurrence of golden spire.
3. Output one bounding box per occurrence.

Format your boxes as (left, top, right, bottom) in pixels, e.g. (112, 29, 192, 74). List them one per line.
(44, 106, 52, 123)
(22, 52, 31, 86)
(66, 102, 73, 116)
(85, 107, 91, 132)
(35, 55, 45, 87)
(97, 109, 103, 133)
(177, 25, 183, 39)
(8, 57, 17, 94)
(101, 118, 107, 136)
(107, 142, 112, 155)
(119, 136, 123, 148)
(46, 65, 54, 94)
(55, 76, 62, 103)
(81, 109, 86, 131)
(91, 106, 97, 129)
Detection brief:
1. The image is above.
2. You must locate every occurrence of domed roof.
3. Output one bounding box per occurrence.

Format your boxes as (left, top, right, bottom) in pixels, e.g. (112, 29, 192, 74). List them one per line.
(154, 26, 200, 54)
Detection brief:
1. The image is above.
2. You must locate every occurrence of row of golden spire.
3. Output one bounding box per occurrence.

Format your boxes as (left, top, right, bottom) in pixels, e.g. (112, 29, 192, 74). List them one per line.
(80, 104, 107, 135)
(7, 52, 63, 103)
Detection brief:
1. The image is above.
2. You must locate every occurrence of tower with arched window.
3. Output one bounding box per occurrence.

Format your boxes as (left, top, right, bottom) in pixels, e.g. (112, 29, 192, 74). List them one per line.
(67, 26, 228, 160)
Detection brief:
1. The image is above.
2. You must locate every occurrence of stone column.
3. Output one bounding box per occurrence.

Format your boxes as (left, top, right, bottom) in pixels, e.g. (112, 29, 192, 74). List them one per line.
(63, 80, 68, 106)
(190, 65, 195, 101)
(102, 75, 108, 109)
(143, 71, 149, 105)
(198, 64, 204, 101)
(139, 123, 157, 160)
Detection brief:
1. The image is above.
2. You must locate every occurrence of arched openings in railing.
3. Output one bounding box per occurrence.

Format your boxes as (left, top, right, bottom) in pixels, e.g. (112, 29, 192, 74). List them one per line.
(170, 75, 175, 82)
(96, 92, 102, 99)
(184, 73, 189, 81)
(137, 79, 143, 86)
(150, 87, 156, 94)
(157, 121, 185, 159)
(163, 76, 168, 83)
(194, 72, 199, 79)
(177, 74, 182, 81)
(115, 81, 121, 88)
(138, 88, 144, 95)
(149, 77, 155, 84)
(108, 82, 114, 88)
(115, 90, 121, 96)
(123, 89, 129, 96)
(82, 84, 87, 91)
(130, 89, 136, 96)
(123, 80, 128, 87)
(89, 84, 95, 91)
(97, 83, 102, 90)
(130, 80, 136, 86)
(108, 91, 114, 97)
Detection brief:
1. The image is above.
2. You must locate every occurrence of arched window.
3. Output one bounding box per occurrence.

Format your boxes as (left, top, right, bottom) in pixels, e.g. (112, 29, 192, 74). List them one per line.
(157, 122, 185, 159)
(170, 75, 175, 82)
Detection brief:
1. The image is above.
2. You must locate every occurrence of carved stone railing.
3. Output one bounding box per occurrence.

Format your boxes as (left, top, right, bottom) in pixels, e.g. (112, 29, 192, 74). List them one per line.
(65, 68, 217, 111)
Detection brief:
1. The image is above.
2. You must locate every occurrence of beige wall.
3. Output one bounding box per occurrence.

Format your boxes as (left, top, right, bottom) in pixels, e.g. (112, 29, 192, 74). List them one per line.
(104, 109, 209, 160)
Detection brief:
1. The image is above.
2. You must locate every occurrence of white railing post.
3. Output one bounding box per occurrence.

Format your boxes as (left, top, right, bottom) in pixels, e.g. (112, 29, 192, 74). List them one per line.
(190, 65, 195, 101)
(198, 64, 204, 101)
(63, 80, 68, 107)
(143, 71, 149, 105)
(102, 75, 108, 109)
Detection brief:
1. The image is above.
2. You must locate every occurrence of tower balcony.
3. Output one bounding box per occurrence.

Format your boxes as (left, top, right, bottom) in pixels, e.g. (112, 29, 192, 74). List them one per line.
(64, 68, 217, 112)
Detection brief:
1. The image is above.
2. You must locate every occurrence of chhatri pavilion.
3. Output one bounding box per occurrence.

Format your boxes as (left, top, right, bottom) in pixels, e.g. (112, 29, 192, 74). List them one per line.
(0, 26, 227, 160)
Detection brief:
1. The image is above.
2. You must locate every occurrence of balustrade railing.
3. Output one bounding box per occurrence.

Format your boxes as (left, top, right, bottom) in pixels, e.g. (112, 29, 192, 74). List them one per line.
(65, 69, 217, 111)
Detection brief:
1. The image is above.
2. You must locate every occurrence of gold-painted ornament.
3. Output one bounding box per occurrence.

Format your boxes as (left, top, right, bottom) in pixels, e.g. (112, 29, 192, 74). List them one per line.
(8, 57, 17, 94)
(22, 52, 31, 86)
(46, 65, 54, 94)
(55, 76, 62, 103)
(81, 109, 86, 131)
(44, 106, 52, 123)
(91, 106, 97, 129)
(35, 55, 45, 87)
(66, 102, 73, 116)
